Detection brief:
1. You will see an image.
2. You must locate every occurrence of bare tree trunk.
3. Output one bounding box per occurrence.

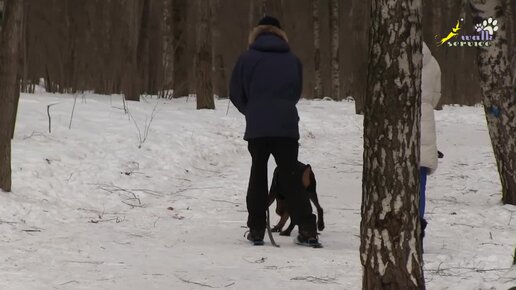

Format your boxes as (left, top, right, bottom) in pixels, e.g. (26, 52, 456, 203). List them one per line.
(329, 0, 340, 100)
(162, 0, 174, 97)
(351, 0, 370, 114)
(211, 0, 228, 98)
(263, 0, 283, 19)
(248, 0, 264, 30)
(195, 0, 214, 110)
(248, 0, 255, 30)
(138, 0, 150, 94)
(172, 0, 189, 97)
(122, 0, 141, 101)
(21, 0, 29, 93)
(259, 0, 267, 16)
(471, 0, 516, 205)
(312, 0, 322, 99)
(361, 0, 425, 288)
(0, 0, 23, 192)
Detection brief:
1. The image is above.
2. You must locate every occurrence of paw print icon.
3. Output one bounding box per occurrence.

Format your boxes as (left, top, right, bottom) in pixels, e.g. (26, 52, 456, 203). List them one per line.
(475, 17, 499, 36)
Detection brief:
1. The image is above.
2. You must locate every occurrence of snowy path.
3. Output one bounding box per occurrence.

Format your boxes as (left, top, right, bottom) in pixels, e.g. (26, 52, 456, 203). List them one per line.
(0, 93, 514, 289)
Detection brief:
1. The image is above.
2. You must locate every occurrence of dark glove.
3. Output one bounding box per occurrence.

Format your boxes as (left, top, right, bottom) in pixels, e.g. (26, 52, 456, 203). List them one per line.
(437, 150, 444, 159)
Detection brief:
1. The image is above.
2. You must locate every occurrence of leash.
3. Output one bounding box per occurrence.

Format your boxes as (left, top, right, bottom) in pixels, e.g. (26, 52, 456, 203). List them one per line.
(266, 208, 280, 247)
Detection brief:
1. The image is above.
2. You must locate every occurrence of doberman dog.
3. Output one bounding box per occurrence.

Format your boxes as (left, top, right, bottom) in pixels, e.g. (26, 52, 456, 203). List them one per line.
(268, 161, 324, 236)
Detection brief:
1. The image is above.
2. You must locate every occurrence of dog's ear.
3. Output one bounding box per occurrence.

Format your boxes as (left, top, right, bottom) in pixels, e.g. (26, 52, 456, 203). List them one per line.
(302, 165, 311, 188)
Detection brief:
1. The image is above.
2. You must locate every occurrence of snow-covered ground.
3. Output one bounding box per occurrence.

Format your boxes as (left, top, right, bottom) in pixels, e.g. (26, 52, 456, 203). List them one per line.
(0, 92, 514, 290)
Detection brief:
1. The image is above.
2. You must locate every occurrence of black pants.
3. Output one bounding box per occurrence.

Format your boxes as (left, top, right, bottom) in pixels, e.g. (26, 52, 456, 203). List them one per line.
(246, 137, 316, 232)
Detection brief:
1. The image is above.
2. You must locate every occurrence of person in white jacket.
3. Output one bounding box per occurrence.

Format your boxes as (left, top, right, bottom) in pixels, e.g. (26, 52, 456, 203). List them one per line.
(420, 42, 441, 242)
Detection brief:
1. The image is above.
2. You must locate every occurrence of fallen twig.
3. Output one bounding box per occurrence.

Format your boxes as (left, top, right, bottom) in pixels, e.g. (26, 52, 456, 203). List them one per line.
(224, 282, 235, 287)
(129, 188, 163, 197)
(427, 265, 513, 276)
(89, 216, 125, 224)
(290, 275, 338, 284)
(96, 184, 144, 208)
(210, 199, 239, 205)
(59, 280, 79, 286)
(243, 257, 267, 264)
(192, 166, 221, 174)
(449, 223, 480, 228)
(176, 276, 216, 288)
(0, 219, 17, 225)
(121, 200, 144, 208)
(22, 229, 41, 233)
(63, 260, 104, 265)
(173, 186, 223, 194)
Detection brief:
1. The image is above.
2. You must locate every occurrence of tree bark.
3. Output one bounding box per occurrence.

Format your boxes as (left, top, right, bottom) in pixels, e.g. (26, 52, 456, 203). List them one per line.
(195, 0, 214, 110)
(329, 0, 340, 100)
(136, 0, 151, 95)
(0, 0, 23, 192)
(123, 0, 141, 101)
(161, 0, 174, 97)
(312, 0, 322, 99)
(471, 0, 516, 205)
(361, 0, 425, 288)
(172, 0, 189, 98)
(351, 0, 370, 114)
(211, 0, 228, 98)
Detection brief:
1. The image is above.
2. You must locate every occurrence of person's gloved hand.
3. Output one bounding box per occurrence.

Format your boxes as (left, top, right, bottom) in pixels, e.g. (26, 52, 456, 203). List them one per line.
(437, 150, 444, 159)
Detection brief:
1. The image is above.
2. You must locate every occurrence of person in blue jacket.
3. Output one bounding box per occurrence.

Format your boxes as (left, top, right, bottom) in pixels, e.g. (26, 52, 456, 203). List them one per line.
(230, 16, 319, 247)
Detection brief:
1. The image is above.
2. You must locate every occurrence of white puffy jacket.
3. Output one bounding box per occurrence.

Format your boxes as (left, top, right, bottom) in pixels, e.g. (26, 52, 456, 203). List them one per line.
(421, 42, 441, 174)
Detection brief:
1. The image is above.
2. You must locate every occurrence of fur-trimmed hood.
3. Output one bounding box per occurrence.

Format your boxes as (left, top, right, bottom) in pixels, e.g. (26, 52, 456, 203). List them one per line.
(248, 25, 289, 47)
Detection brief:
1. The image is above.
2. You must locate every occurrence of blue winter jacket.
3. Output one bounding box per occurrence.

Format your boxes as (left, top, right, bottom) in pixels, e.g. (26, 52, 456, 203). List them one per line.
(229, 26, 303, 140)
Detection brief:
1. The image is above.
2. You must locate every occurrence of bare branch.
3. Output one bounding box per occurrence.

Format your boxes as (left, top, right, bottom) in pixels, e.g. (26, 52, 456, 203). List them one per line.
(69, 93, 80, 129)
(47, 102, 61, 133)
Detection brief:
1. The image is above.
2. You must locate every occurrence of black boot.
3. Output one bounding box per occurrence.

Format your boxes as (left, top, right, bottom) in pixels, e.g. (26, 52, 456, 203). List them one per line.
(295, 224, 322, 248)
(246, 228, 265, 246)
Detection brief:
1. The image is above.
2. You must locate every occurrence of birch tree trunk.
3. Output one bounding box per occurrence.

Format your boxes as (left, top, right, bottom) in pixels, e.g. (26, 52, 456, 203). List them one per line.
(0, 0, 23, 192)
(471, 0, 516, 205)
(329, 0, 340, 100)
(195, 0, 214, 110)
(360, 0, 425, 288)
(312, 0, 322, 99)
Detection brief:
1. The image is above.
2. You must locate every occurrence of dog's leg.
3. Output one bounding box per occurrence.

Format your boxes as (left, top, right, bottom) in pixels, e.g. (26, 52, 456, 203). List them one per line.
(280, 218, 295, 236)
(271, 197, 287, 232)
(307, 168, 325, 231)
(268, 168, 279, 207)
(269, 167, 282, 232)
(272, 212, 289, 232)
(311, 193, 325, 231)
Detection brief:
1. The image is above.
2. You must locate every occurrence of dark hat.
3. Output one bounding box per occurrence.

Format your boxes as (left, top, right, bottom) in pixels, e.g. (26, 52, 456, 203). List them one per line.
(257, 16, 281, 29)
